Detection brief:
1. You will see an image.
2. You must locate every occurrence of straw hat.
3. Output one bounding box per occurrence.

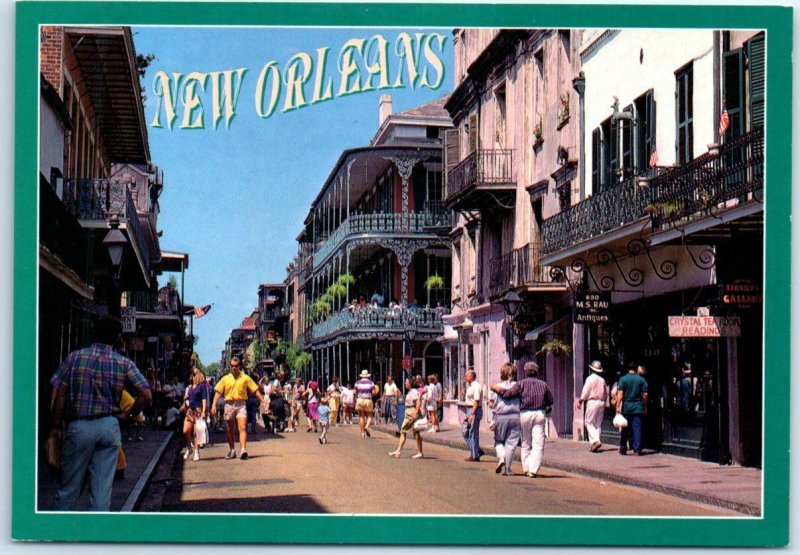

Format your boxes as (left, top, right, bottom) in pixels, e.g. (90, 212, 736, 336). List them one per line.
(359, 369, 371, 378)
(588, 360, 604, 373)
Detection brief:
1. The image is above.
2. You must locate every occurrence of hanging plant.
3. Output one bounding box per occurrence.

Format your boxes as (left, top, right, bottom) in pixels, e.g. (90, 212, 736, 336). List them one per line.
(537, 338, 572, 357)
(644, 200, 681, 221)
(424, 274, 445, 290)
(337, 272, 356, 286)
(326, 282, 347, 299)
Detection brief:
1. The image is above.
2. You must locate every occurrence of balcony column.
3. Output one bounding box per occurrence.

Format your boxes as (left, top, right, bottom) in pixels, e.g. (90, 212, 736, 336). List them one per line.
(346, 159, 355, 221)
(345, 246, 352, 304)
(384, 156, 419, 215)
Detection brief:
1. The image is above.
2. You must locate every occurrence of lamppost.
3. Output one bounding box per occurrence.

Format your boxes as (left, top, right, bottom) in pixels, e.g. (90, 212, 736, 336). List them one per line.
(403, 327, 417, 393)
(500, 290, 523, 363)
(102, 217, 128, 318)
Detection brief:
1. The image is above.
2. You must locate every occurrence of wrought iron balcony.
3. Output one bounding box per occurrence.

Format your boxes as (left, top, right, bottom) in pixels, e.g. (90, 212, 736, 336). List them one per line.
(311, 306, 444, 340)
(541, 128, 764, 256)
(262, 306, 289, 321)
(445, 149, 516, 208)
(123, 290, 182, 316)
(488, 241, 554, 297)
(62, 178, 152, 270)
(312, 210, 453, 266)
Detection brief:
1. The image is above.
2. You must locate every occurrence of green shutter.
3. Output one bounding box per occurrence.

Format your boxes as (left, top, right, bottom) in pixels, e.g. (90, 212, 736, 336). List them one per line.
(591, 128, 601, 192)
(722, 49, 744, 141)
(608, 121, 619, 187)
(647, 89, 657, 166)
(746, 33, 765, 130)
(622, 104, 634, 178)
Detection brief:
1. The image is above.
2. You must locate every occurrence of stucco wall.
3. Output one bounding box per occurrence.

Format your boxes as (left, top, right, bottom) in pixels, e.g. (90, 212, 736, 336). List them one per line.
(39, 97, 65, 184)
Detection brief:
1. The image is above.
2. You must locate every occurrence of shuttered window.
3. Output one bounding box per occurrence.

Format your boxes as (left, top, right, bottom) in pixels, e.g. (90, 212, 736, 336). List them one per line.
(443, 128, 460, 196)
(635, 89, 656, 172)
(601, 118, 618, 189)
(746, 32, 765, 130)
(676, 63, 694, 164)
(722, 49, 744, 141)
(622, 104, 634, 179)
(591, 128, 601, 192)
(468, 112, 479, 153)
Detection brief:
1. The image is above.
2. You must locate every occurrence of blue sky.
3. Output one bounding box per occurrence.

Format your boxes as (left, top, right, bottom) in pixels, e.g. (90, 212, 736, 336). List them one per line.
(133, 26, 454, 365)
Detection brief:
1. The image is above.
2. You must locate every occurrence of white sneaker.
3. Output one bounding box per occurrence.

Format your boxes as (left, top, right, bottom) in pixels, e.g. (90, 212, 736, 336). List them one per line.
(193, 450, 200, 461)
(239, 450, 249, 460)
(183, 449, 191, 460)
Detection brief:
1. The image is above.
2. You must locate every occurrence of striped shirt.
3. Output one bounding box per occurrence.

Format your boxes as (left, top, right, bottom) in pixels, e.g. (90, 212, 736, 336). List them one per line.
(354, 379, 375, 399)
(51, 343, 150, 420)
(498, 377, 553, 412)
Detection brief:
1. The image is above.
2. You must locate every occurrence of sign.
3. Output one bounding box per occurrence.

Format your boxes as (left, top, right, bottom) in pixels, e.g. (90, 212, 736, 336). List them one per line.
(402, 355, 412, 370)
(121, 307, 136, 333)
(128, 338, 145, 352)
(574, 291, 611, 324)
(668, 316, 742, 337)
(720, 281, 762, 308)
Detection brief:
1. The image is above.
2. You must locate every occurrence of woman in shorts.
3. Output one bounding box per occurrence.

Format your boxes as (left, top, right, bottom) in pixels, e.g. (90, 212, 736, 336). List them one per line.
(388, 375, 425, 459)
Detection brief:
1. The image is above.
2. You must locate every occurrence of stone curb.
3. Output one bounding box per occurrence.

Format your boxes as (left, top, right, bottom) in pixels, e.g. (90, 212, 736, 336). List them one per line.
(120, 431, 174, 512)
(370, 425, 760, 516)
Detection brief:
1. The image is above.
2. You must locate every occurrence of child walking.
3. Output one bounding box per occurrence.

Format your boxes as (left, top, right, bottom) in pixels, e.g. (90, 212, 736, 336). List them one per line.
(317, 395, 331, 444)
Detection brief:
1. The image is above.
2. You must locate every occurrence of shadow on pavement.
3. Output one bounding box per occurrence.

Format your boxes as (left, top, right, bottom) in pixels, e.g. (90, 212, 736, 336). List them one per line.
(162, 494, 329, 513)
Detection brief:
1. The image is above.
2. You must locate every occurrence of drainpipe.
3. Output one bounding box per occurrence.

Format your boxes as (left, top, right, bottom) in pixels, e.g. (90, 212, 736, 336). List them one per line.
(572, 72, 586, 200)
(713, 31, 721, 143)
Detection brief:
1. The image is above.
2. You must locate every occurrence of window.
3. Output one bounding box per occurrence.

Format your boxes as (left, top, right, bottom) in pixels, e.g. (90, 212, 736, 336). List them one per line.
(559, 30, 571, 62)
(495, 84, 506, 147)
(534, 48, 544, 127)
(676, 63, 694, 164)
(426, 126, 440, 140)
(722, 49, 744, 141)
(634, 90, 656, 172)
(745, 32, 765, 130)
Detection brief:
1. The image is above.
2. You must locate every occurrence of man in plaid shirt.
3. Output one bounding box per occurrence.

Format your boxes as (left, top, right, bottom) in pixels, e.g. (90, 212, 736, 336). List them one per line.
(49, 316, 152, 511)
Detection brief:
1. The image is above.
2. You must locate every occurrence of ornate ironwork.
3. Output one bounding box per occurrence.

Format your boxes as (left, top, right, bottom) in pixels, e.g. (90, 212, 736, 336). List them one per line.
(627, 238, 677, 281)
(311, 306, 444, 341)
(597, 247, 644, 287)
(571, 257, 615, 292)
(445, 149, 515, 205)
(541, 127, 764, 255)
(682, 243, 716, 271)
(488, 241, 555, 297)
(384, 156, 418, 215)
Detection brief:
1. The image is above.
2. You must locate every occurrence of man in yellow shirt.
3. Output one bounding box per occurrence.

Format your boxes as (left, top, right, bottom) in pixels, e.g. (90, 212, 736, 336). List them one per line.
(211, 356, 265, 460)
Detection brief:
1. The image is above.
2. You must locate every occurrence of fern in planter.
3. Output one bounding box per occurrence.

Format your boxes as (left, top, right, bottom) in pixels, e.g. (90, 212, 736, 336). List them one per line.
(537, 338, 572, 357)
(644, 200, 681, 221)
(424, 274, 445, 307)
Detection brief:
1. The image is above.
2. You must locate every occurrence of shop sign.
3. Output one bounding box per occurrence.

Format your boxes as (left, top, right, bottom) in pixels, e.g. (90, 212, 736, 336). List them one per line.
(667, 316, 742, 337)
(720, 281, 762, 308)
(574, 291, 611, 324)
(121, 307, 136, 333)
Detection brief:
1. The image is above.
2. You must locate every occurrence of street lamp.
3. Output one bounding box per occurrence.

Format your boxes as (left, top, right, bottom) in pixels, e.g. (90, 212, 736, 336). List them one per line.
(403, 327, 417, 392)
(500, 290, 523, 362)
(102, 217, 128, 317)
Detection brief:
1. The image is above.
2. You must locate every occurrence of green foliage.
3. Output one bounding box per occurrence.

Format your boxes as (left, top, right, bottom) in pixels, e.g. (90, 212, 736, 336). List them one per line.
(424, 274, 445, 290)
(537, 338, 572, 357)
(206, 362, 220, 377)
(326, 282, 347, 299)
(135, 52, 156, 79)
(168, 274, 179, 289)
(191, 352, 204, 370)
(337, 273, 356, 286)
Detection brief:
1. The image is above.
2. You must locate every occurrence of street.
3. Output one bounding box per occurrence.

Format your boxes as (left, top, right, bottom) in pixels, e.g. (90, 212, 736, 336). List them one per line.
(150, 424, 735, 516)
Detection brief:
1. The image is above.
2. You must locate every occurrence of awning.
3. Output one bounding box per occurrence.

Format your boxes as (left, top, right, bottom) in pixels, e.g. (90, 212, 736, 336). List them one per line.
(524, 314, 570, 341)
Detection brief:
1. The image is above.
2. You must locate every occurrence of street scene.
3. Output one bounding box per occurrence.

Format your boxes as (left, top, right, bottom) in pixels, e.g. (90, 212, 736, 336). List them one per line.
(36, 25, 764, 518)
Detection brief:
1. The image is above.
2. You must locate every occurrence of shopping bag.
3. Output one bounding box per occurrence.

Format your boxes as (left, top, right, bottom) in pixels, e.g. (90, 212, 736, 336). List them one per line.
(413, 417, 429, 432)
(195, 416, 208, 446)
(613, 413, 628, 429)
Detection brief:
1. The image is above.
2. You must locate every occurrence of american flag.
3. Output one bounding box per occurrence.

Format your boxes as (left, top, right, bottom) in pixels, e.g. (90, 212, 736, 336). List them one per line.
(194, 304, 212, 318)
(648, 145, 658, 168)
(718, 101, 730, 137)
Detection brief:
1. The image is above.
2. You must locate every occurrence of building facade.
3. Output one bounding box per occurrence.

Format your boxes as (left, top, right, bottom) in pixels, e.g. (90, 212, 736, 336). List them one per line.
(541, 29, 764, 465)
(442, 29, 580, 432)
(297, 95, 454, 387)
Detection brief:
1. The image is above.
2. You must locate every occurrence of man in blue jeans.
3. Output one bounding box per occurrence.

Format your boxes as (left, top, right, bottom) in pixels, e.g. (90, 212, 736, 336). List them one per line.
(463, 369, 483, 461)
(615, 362, 649, 455)
(49, 316, 152, 511)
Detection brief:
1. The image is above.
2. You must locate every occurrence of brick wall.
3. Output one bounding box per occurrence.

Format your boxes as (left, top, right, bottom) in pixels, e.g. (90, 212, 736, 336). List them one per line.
(40, 26, 63, 94)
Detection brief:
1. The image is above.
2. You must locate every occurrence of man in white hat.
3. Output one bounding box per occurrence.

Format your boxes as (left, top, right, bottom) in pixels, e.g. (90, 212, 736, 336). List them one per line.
(576, 360, 610, 453)
(354, 369, 378, 438)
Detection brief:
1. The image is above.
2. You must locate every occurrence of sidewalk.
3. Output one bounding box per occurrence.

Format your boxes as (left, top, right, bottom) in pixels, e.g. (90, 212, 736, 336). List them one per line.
(37, 426, 174, 512)
(371, 422, 762, 516)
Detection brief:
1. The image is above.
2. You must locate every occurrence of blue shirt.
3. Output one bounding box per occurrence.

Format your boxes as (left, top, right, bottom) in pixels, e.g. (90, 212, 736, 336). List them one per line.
(318, 404, 331, 424)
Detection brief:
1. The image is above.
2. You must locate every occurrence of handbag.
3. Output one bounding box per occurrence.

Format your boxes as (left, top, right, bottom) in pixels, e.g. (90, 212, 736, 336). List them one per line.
(195, 416, 208, 446)
(44, 435, 62, 471)
(413, 415, 429, 432)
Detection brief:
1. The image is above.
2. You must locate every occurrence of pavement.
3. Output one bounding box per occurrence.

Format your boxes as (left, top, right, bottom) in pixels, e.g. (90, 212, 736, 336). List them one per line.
(370, 420, 762, 516)
(36, 425, 174, 512)
(36, 418, 761, 515)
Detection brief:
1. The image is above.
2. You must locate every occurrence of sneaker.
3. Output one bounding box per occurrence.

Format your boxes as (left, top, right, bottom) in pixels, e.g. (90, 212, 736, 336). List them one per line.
(318, 437, 323, 445)
(323, 437, 328, 445)
(226, 449, 237, 460)
(495, 460, 505, 474)
(239, 450, 249, 460)
(183, 449, 191, 460)
(364, 428, 371, 438)
(411, 453, 424, 459)
(193, 450, 200, 462)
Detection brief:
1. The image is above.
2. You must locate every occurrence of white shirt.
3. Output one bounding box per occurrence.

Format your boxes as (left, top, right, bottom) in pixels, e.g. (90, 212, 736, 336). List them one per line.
(384, 382, 399, 397)
(581, 372, 609, 402)
(341, 387, 355, 405)
(465, 380, 482, 405)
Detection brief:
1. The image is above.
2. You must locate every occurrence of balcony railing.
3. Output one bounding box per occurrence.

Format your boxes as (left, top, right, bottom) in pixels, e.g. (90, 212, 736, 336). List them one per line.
(123, 290, 182, 316)
(445, 149, 515, 205)
(63, 178, 152, 271)
(311, 306, 445, 340)
(262, 306, 289, 321)
(312, 210, 453, 266)
(541, 128, 764, 255)
(488, 241, 553, 297)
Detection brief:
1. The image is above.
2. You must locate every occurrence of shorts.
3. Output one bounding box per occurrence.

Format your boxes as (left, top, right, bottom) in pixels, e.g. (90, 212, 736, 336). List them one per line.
(223, 401, 247, 421)
(356, 398, 374, 413)
(399, 413, 419, 437)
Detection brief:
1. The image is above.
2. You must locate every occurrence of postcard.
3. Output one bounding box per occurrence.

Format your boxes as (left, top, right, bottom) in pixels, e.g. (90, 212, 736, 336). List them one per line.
(14, 1, 791, 547)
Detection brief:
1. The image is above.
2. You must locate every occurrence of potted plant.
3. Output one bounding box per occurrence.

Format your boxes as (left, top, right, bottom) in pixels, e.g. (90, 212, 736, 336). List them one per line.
(558, 92, 570, 127)
(424, 273, 445, 307)
(532, 114, 543, 147)
(537, 338, 572, 357)
(644, 200, 681, 222)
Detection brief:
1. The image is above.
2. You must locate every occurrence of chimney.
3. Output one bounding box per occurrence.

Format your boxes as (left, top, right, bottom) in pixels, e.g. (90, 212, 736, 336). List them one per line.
(379, 94, 393, 126)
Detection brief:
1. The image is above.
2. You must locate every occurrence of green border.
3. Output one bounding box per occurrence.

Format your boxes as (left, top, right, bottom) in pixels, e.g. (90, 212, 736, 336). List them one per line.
(14, 1, 792, 546)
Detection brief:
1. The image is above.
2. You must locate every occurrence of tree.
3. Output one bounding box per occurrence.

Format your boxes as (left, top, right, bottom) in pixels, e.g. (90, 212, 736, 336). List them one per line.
(168, 274, 179, 289)
(191, 352, 204, 370)
(206, 362, 220, 378)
